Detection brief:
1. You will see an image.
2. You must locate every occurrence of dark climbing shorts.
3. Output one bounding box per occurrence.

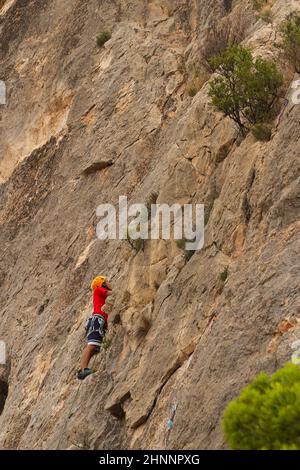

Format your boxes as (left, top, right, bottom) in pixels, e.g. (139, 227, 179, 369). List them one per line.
(85, 314, 106, 348)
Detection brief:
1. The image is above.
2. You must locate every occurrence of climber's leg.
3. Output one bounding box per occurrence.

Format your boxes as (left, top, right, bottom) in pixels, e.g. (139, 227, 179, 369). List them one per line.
(77, 315, 104, 379)
(77, 344, 99, 380)
(79, 344, 98, 370)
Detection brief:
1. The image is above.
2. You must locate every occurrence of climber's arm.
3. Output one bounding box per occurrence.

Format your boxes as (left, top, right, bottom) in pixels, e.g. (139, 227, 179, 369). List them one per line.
(104, 281, 113, 292)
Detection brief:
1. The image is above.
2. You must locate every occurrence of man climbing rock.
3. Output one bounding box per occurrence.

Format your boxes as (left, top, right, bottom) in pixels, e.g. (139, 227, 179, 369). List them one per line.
(77, 275, 112, 380)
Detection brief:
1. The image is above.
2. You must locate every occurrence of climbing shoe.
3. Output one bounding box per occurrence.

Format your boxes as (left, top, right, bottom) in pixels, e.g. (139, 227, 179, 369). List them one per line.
(77, 368, 93, 380)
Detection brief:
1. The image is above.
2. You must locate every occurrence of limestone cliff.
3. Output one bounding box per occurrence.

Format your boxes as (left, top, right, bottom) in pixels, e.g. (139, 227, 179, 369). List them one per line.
(0, 0, 299, 450)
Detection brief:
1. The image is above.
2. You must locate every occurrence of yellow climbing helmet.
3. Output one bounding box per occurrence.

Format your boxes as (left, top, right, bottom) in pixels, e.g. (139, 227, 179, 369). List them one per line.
(91, 275, 106, 290)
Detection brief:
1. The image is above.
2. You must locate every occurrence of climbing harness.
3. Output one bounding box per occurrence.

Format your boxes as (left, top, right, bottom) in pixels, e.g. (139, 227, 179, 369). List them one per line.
(86, 314, 106, 337)
(85, 314, 106, 350)
(165, 403, 178, 449)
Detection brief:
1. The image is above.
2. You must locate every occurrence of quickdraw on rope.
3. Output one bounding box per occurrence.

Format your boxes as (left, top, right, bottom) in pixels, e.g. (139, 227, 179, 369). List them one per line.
(165, 403, 178, 449)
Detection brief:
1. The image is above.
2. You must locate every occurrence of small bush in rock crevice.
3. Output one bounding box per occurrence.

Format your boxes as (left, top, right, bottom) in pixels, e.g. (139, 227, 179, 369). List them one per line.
(219, 266, 229, 282)
(96, 31, 111, 48)
(251, 123, 272, 141)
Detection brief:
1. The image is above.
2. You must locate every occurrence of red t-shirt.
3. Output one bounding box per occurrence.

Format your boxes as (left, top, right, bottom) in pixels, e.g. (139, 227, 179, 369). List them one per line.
(93, 286, 109, 324)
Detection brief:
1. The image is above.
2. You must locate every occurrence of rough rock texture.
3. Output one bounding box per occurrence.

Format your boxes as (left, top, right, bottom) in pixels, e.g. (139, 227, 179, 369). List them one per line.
(0, 0, 299, 450)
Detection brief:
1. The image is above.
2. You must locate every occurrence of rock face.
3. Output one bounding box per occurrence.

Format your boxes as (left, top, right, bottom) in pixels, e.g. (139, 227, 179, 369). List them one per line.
(0, 0, 299, 450)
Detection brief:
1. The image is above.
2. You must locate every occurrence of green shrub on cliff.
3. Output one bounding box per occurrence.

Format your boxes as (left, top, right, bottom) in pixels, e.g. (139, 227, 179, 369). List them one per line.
(223, 363, 300, 450)
(251, 122, 272, 141)
(219, 266, 228, 282)
(208, 45, 283, 134)
(252, 0, 268, 11)
(96, 31, 111, 48)
(252, 1, 274, 22)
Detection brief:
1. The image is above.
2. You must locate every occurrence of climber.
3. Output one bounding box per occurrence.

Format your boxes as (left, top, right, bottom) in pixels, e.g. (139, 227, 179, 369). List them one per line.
(77, 275, 112, 380)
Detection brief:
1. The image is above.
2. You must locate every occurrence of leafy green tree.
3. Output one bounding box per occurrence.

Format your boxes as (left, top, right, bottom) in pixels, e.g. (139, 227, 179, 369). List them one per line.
(223, 363, 300, 450)
(281, 14, 300, 73)
(208, 45, 283, 134)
